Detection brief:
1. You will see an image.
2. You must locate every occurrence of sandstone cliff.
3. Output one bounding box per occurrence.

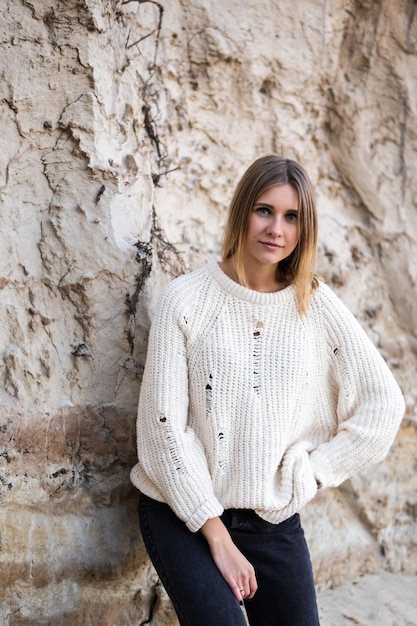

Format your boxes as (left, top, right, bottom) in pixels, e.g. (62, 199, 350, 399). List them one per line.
(0, 1, 416, 624)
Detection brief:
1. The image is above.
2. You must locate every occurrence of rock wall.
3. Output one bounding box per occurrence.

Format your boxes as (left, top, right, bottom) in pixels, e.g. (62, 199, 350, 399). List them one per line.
(0, 0, 416, 624)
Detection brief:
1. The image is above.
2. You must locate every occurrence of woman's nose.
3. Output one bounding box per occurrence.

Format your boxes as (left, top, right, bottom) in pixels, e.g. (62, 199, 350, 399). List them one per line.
(267, 217, 283, 236)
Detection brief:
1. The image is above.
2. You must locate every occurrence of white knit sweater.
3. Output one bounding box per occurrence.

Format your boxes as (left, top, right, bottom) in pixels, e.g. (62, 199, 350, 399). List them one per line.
(130, 261, 405, 532)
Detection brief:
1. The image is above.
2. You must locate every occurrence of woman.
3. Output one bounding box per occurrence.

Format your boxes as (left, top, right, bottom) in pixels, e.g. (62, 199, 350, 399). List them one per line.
(130, 155, 405, 626)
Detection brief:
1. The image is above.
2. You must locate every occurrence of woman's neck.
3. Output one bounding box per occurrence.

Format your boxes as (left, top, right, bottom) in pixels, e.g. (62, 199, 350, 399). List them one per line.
(220, 258, 288, 293)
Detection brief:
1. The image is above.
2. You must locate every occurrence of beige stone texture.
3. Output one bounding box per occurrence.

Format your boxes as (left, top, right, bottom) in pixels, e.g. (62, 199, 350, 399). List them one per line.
(0, 0, 416, 623)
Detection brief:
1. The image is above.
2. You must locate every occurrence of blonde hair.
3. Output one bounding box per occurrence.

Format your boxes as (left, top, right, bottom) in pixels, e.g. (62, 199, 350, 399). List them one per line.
(221, 155, 319, 315)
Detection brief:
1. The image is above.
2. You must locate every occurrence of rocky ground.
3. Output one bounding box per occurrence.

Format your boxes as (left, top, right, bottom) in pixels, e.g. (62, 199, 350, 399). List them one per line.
(318, 572, 417, 626)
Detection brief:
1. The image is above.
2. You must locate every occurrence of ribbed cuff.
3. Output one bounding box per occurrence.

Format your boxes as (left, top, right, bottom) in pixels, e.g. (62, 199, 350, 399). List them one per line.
(309, 449, 336, 489)
(186, 496, 224, 533)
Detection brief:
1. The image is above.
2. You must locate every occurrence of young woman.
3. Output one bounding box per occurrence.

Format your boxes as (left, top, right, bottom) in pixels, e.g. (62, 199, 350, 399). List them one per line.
(130, 155, 405, 626)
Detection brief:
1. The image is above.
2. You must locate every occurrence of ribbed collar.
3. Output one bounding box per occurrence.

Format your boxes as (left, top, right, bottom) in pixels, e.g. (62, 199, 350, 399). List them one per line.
(206, 261, 296, 306)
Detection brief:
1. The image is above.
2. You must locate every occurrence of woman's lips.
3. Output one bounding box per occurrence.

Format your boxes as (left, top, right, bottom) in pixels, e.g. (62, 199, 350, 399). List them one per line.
(260, 241, 284, 249)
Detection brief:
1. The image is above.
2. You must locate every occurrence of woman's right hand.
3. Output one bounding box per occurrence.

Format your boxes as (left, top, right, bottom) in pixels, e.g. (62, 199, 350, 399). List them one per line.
(200, 517, 258, 602)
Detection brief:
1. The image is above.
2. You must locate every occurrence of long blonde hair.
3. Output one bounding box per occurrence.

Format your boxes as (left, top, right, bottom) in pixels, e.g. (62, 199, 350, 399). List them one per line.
(221, 155, 319, 314)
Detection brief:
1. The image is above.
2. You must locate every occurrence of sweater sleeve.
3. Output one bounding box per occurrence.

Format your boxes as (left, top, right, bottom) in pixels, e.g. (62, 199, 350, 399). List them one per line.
(309, 283, 405, 489)
(131, 281, 224, 532)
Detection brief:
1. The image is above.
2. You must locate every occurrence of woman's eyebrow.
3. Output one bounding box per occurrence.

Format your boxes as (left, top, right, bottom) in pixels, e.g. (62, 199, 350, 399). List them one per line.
(253, 202, 298, 210)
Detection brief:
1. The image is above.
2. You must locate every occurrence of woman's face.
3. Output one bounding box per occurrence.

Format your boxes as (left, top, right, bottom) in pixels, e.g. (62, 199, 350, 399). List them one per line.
(243, 184, 300, 269)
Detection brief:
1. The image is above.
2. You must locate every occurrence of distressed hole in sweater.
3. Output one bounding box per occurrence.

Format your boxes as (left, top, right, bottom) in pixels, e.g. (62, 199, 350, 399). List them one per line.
(205, 374, 213, 415)
(159, 416, 187, 474)
(332, 345, 352, 398)
(217, 431, 227, 471)
(253, 321, 263, 393)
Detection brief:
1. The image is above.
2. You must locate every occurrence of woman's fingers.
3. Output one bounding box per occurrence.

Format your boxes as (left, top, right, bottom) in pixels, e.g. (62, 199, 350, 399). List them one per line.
(237, 569, 258, 600)
(247, 568, 258, 598)
(229, 578, 245, 603)
(228, 571, 256, 602)
(211, 545, 258, 602)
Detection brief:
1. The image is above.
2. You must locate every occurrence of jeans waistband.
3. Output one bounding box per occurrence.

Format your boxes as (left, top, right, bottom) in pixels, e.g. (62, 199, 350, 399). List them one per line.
(221, 508, 299, 533)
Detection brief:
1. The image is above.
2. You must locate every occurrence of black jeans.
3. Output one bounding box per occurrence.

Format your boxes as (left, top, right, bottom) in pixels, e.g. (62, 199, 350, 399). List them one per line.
(138, 494, 320, 626)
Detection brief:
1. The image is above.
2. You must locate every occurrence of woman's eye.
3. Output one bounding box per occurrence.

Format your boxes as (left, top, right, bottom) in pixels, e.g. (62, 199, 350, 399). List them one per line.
(256, 207, 271, 215)
(286, 212, 298, 222)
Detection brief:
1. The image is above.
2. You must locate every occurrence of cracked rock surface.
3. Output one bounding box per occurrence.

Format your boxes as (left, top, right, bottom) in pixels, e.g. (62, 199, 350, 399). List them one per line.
(0, 1, 416, 624)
